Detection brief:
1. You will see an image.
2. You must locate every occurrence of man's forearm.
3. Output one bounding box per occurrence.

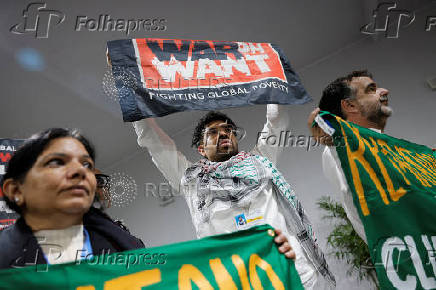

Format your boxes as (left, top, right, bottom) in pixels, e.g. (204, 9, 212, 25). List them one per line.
(133, 119, 191, 192)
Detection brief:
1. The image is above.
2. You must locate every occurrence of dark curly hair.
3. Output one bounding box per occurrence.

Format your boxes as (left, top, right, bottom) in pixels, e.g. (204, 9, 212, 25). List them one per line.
(1, 128, 95, 214)
(191, 111, 236, 147)
(319, 70, 373, 118)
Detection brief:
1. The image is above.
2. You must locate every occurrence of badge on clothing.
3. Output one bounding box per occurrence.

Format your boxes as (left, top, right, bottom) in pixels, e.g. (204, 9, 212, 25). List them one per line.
(235, 210, 264, 230)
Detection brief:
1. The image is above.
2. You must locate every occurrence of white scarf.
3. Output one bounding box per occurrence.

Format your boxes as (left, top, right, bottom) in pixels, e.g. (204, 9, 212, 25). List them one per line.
(34, 224, 84, 264)
(183, 151, 336, 286)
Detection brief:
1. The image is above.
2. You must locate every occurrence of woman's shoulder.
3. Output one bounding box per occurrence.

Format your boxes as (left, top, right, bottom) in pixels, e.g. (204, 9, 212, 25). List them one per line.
(0, 220, 35, 269)
(0, 219, 29, 244)
(85, 207, 129, 230)
(84, 207, 145, 249)
(0, 223, 15, 244)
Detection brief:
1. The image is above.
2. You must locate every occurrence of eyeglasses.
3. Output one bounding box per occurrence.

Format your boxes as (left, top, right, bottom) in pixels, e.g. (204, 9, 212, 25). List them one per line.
(203, 124, 245, 140)
(95, 174, 111, 189)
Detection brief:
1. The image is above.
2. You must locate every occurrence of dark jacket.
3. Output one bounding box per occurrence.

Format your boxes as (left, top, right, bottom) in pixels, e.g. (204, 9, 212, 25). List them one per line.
(0, 207, 145, 269)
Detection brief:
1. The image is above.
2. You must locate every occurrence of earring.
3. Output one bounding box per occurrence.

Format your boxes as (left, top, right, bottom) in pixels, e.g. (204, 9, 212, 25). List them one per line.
(14, 196, 20, 203)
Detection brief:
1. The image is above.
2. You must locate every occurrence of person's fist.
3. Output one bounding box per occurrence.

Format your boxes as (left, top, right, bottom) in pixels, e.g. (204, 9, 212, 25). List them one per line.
(307, 108, 333, 146)
(274, 228, 296, 260)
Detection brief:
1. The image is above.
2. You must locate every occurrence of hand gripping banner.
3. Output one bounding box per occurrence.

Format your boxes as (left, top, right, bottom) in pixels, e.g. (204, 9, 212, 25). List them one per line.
(316, 112, 436, 290)
(106, 38, 311, 121)
(0, 225, 303, 290)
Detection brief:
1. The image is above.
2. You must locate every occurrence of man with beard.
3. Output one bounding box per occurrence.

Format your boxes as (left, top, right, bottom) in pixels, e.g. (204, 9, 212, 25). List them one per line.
(308, 70, 392, 243)
(133, 105, 335, 289)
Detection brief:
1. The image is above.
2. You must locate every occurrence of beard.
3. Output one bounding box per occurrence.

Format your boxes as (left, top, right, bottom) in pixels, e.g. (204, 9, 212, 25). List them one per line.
(215, 144, 239, 161)
(359, 101, 393, 126)
(380, 105, 393, 117)
(203, 139, 239, 162)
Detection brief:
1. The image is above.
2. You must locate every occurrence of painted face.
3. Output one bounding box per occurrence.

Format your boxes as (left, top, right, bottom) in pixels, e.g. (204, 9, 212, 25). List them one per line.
(350, 76, 392, 126)
(200, 120, 240, 162)
(17, 137, 96, 216)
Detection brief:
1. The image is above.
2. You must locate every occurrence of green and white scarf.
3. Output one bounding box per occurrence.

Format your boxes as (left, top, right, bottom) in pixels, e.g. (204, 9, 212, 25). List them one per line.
(183, 151, 336, 286)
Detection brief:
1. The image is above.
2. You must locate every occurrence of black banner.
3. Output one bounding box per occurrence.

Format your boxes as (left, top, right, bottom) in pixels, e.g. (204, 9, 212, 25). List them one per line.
(107, 38, 311, 121)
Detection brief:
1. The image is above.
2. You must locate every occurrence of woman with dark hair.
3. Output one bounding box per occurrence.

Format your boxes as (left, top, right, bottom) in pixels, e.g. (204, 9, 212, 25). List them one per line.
(0, 128, 144, 269)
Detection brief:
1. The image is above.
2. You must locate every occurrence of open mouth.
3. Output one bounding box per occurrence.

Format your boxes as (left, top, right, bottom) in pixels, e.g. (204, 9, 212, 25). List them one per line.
(218, 139, 232, 147)
(380, 95, 389, 105)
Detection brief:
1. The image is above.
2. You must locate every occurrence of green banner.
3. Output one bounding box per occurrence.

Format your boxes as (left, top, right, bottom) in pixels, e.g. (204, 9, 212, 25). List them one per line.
(320, 113, 436, 290)
(0, 225, 303, 290)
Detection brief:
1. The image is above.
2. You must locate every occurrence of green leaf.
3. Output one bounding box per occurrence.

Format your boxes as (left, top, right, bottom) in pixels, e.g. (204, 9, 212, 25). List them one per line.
(318, 196, 378, 287)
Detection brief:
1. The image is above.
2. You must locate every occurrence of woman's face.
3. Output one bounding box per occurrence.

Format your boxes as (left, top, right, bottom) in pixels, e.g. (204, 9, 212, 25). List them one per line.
(17, 137, 96, 216)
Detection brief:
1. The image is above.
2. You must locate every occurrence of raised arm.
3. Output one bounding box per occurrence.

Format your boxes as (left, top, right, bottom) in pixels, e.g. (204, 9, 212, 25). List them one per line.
(133, 119, 191, 192)
(251, 104, 289, 164)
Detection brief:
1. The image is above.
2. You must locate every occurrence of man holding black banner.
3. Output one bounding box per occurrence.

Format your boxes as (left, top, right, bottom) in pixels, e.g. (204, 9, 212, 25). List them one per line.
(107, 37, 335, 288)
(133, 104, 335, 289)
